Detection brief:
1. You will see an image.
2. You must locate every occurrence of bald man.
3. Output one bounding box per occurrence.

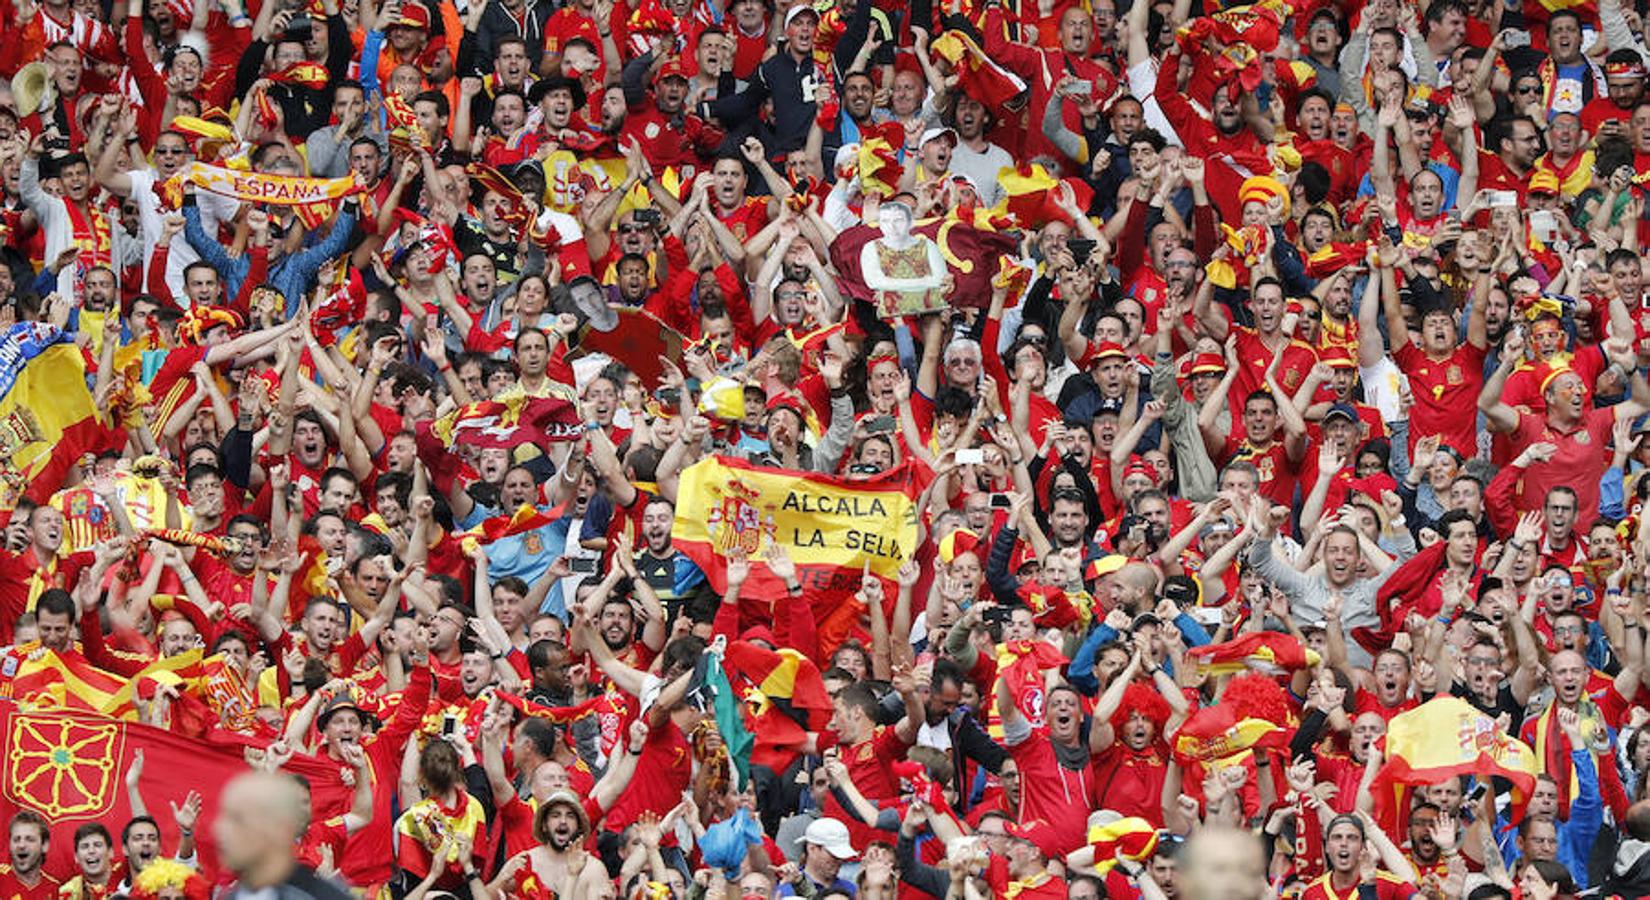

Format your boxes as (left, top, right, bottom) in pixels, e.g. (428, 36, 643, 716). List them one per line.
(213, 774, 352, 900)
(1178, 827, 1268, 900)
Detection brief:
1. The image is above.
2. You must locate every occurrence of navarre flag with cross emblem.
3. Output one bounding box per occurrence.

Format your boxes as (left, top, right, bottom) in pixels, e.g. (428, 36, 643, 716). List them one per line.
(0, 705, 337, 883)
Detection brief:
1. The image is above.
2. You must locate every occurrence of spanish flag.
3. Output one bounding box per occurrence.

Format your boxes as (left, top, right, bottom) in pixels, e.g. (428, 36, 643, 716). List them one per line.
(393, 793, 488, 879)
(1085, 817, 1159, 874)
(270, 61, 330, 89)
(0, 323, 123, 512)
(1370, 697, 1539, 836)
(457, 503, 559, 555)
(1184, 632, 1320, 676)
(1171, 702, 1287, 766)
(672, 457, 930, 656)
(928, 30, 1029, 113)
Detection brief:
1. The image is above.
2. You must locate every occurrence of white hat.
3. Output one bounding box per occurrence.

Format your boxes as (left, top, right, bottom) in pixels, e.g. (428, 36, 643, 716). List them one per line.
(802, 818, 857, 860)
(919, 126, 958, 147)
(784, 4, 820, 27)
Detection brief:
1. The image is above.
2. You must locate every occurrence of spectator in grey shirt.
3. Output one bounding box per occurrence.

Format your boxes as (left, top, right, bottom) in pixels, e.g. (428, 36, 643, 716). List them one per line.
(1243, 501, 1402, 668)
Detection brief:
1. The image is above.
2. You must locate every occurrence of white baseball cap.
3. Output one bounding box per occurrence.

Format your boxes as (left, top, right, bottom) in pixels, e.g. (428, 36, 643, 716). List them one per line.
(919, 126, 958, 147)
(784, 4, 820, 28)
(802, 817, 857, 860)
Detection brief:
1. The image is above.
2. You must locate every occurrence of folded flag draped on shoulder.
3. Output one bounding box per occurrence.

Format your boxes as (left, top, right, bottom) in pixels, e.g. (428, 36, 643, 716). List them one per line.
(420, 391, 582, 452)
(0, 322, 122, 511)
(1184, 632, 1320, 676)
(1370, 697, 1539, 836)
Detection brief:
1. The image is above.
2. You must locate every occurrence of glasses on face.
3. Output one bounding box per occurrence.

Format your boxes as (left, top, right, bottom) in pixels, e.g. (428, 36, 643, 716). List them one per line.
(1516, 84, 1540, 95)
(1553, 625, 1584, 635)
(618, 223, 647, 234)
(155, 146, 187, 156)
(1022, 333, 1047, 345)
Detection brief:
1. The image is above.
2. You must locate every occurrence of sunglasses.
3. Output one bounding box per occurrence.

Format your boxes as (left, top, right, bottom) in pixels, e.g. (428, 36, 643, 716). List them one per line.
(617, 223, 648, 234)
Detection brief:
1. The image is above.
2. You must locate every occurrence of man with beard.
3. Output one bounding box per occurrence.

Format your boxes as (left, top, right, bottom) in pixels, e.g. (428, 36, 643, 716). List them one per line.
(1520, 650, 1635, 842)
(1481, 114, 1542, 191)
(1301, 814, 1419, 900)
(1400, 802, 1450, 882)
(1153, 50, 1273, 213)
(497, 790, 606, 897)
(632, 497, 683, 609)
(944, 95, 1012, 207)
(1584, 49, 1648, 138)
(621, 58, 723, 173)
(0, 813, 57, 900)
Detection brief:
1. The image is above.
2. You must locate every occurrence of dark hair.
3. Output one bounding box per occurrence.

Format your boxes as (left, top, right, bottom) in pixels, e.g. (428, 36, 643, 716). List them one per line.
(121, 815, 160, 845)
(412, 90, 450, 119)
(1127, 128, 1166, 153)
(72, 823, 111, 848)
(35, 589, 74, 621)
(1437, 508, 1477, 537)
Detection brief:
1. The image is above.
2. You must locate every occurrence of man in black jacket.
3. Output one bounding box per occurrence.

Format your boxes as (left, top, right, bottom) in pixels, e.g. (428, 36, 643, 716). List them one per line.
(711, 5, 823, 156)
(876, 658, 1009, 812)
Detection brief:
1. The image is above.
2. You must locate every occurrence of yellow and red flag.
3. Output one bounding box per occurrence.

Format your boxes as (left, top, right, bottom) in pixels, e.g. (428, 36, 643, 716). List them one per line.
(1184, 632, 1320, 676)
(672, 457, 930, 656)
(1171, 702, 1287, 766)
(0, 324, 124, 512)
(270, 61, 329, 89)
(1370, 697, 1539, 836)
(1085, 817, 1159, 874)
(929, 30, 1029, 114)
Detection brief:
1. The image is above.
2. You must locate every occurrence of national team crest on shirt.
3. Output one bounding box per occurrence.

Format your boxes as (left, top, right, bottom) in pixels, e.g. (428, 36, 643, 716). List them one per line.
(1446, 365, 1463, 385)
(1576, 432, 1591, 445)
(645, 122, 661, 139)
(1284, 369, 1301, 389)
(524, 532, 543, 555)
